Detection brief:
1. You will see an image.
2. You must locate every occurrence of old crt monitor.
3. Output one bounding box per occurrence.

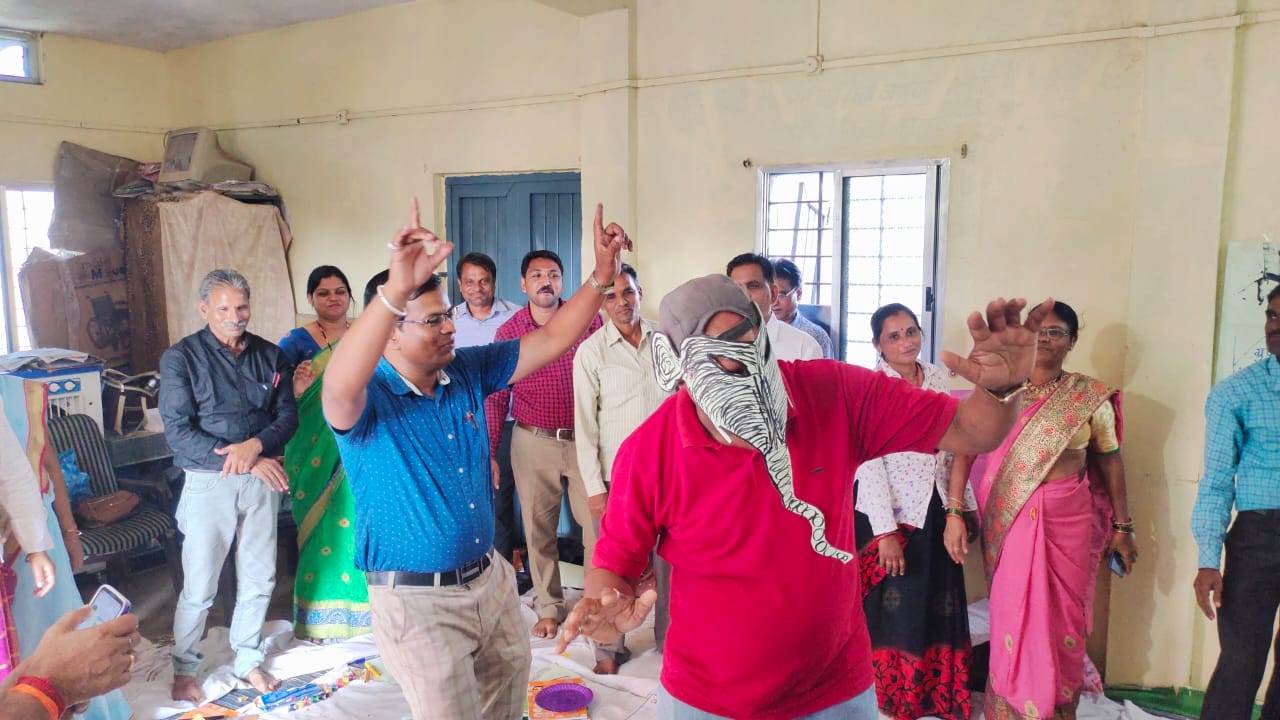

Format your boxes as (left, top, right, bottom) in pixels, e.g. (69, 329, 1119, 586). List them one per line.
(159, 127, 253, 184)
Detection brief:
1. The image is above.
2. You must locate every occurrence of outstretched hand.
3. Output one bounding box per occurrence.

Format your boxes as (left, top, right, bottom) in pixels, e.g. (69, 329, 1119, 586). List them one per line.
(940, 297, 1053, 391)
(386, 197, 454, 300)
(590, 203, 632, 287)
(556, 586, 657, 653)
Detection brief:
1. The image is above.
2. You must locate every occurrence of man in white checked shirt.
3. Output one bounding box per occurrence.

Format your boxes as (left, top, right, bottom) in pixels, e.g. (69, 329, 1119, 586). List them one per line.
(573, 263, 673, 674)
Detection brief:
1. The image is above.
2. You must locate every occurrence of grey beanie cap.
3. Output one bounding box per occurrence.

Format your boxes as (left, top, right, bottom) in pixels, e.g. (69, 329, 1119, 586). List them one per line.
(658, 274, 760, 346)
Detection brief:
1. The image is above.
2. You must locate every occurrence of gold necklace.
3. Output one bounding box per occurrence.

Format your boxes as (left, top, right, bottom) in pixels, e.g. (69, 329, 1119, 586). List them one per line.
(1024, 372, 1066, 403)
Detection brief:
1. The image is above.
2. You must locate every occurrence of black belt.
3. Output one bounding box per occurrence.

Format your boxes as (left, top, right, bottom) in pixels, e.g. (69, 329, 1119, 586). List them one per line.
(366, 553, 492, 587)
(516, 421, 574, 441)
(1242, 509, 1280, 520)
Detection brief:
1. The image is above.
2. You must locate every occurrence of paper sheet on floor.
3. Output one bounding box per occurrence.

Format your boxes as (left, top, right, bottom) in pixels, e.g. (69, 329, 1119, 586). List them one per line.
(120, 594, 1163, 720)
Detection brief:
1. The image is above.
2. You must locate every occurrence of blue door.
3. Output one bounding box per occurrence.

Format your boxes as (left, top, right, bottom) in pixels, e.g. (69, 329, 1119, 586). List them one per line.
(445, 172, 582, 307)
(445, 172, 585, 545)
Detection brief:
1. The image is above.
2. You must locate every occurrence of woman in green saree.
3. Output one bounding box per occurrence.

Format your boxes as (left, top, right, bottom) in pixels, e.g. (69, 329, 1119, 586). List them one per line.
(281, 266, 370, 640)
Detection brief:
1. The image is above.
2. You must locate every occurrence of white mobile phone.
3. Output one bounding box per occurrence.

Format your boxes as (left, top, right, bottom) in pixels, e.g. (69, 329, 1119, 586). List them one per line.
(78, 584, 132, 630)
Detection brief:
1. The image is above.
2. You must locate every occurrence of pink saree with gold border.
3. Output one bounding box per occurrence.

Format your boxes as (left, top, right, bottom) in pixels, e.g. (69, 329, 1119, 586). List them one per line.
(971, 374, 1120, 720)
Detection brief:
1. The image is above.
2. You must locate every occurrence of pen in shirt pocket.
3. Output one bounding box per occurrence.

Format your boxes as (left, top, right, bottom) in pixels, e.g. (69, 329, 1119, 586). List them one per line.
(272, 372, 280, 388)
(465, 410, 479, 430)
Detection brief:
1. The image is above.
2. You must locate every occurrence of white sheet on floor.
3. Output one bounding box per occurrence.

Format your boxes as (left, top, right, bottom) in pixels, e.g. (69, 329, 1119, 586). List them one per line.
(120, 595, 1164, 720)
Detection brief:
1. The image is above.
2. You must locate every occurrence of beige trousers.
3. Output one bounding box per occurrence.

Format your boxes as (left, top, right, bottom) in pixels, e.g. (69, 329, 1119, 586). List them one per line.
(366, 556, 531, 720)
(511, 426, 595, 621)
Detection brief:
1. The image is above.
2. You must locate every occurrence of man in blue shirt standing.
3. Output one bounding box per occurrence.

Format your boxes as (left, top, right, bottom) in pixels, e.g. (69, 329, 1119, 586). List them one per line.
(1192, 284, 1280, 719)
(322, 200, 630, 720)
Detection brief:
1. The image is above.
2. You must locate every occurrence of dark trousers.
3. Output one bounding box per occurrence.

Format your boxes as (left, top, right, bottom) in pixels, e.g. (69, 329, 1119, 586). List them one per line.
(1202, 510, 1280, 720)
(493, 419, 521, 562)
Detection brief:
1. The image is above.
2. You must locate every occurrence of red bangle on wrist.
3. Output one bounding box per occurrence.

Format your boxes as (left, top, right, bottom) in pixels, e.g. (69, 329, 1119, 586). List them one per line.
(12, 676, 67, 720)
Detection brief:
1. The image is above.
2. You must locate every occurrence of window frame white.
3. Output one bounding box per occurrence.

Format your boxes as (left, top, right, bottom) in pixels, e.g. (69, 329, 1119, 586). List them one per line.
(0, 29, 40, 84)
(756, 159, 949, 365)
(0, 185, 55, 352)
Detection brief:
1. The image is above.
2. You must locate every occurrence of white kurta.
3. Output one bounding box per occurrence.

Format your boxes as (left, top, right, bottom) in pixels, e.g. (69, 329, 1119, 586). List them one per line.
(854, 359, 977, 536)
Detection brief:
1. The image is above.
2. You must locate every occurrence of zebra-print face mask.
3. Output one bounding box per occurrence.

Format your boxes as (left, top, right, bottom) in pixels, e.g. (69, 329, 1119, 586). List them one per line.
(652, 318, 853, 563)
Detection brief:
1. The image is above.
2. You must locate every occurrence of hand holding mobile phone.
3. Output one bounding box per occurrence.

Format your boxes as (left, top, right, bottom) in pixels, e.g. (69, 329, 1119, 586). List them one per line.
(1108, 550, 1128, 578)
(78, 584, 132, 630)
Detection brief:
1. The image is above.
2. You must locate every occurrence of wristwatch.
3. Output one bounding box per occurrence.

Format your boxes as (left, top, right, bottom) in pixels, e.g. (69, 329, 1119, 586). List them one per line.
(586, 273, 611, 295)
(983, 380, 1029, 404)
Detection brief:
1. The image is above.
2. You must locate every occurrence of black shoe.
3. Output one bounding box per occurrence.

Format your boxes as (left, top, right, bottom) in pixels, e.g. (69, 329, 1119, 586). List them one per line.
(515, 570, 533, 596)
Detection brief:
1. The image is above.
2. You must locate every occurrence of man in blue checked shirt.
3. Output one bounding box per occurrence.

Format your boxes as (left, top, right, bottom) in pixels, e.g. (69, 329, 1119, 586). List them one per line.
(1192, 284, 1280, 719)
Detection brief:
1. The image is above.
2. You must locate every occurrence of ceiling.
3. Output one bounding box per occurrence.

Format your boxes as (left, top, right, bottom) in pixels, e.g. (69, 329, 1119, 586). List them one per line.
(0, 0, 414, 52)
(0, 0, 631, 53)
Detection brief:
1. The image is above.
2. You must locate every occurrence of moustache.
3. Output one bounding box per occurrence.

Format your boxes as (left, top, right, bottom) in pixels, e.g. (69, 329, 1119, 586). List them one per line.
(538, 285, 554, 294)
(221, 320, 248, 330)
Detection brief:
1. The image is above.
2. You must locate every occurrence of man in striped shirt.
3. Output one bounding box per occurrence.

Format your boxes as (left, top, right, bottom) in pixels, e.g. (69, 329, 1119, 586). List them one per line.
(486, 250, 603, 639)
(573, 263, 673, 672)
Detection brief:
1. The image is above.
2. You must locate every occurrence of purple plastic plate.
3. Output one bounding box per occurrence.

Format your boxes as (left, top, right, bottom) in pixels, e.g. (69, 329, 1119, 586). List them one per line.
(534, 683, 594, 713)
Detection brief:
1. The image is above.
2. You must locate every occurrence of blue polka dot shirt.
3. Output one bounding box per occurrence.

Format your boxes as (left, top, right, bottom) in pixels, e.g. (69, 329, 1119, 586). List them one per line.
(334, 341, 519, 573)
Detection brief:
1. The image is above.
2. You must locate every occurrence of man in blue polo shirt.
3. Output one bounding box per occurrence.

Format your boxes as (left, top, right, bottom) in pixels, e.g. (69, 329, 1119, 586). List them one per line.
(322, 199, 630, 720)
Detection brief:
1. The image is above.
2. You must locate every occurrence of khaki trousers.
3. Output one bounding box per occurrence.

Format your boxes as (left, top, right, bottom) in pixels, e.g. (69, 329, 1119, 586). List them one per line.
(511, 426, 594, 621)
(367, 555, 531, 720)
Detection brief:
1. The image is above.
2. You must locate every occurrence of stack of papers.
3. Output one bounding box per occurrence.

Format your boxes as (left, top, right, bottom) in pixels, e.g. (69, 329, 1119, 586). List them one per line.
(0, 348, 96, 373)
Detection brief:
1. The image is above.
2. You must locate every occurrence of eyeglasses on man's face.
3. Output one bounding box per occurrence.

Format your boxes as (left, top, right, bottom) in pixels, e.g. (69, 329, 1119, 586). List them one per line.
(397, 306, 457, 329)
(1039, 327, 1071, 340)
(775, 286, 799, 300)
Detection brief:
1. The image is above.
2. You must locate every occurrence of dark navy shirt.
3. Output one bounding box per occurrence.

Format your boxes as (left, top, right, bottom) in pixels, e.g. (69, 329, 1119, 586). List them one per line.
(159, 327, 298, 472)
(334, 341, 519, 573)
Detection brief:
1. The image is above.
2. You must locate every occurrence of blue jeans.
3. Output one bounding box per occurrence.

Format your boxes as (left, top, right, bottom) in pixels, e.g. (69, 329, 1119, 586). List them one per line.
(658, 685, 878, 720)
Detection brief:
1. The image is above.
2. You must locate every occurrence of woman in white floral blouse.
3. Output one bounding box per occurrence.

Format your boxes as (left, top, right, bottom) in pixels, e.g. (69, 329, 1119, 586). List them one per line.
(853, 303, 979, 720)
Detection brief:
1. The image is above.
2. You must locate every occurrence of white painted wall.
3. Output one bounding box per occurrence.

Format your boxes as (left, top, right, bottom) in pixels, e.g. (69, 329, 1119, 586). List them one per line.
(0, 34, 165, 184)
(164, 0, 584, 305)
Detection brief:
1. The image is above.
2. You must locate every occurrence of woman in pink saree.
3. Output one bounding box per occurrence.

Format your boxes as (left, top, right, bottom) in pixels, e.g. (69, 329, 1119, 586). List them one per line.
(948, 301, 1139, 720)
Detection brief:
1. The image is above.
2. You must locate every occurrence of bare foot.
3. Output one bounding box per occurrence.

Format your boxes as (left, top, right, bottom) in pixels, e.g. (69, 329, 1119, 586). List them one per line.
(171, 674, 202, 703)
(531, 617, 560, 639)
(243, 667, 282, 694)
(592, 658, 620, 675)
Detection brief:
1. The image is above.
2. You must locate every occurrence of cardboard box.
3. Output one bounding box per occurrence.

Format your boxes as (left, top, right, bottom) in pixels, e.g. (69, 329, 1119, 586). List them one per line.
(19, 248, 130, 368)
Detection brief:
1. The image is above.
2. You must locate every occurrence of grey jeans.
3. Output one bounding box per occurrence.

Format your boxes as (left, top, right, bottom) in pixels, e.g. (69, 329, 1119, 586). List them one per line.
(172, 469, 280, 678)
(658, 685, 878, 720)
